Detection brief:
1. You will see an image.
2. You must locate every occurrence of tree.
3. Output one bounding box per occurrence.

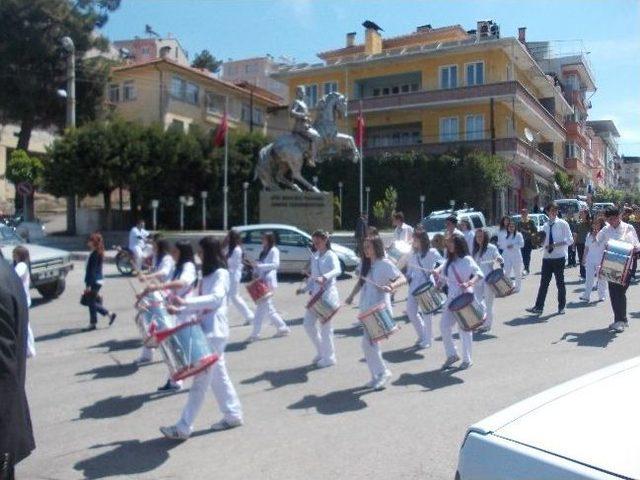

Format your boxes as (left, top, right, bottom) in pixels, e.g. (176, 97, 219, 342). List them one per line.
(372, 187, 398, 226)
(0, 0, 120, 151)
(191, 50, 223, 74)
(6, 149, 44, 218)
(554, 171, 574, 197)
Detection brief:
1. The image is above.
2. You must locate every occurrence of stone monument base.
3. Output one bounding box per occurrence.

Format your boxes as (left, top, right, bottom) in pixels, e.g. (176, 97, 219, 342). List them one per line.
(259, 191, 334, 233)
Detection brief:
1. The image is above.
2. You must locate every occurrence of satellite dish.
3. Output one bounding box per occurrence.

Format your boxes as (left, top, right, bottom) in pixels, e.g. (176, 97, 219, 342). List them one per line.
(524, 127, 535, 143)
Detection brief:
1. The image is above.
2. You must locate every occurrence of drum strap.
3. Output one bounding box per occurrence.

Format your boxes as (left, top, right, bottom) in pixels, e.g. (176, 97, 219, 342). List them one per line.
(417, 254, 430, 284)
(451, 263, 472, 293)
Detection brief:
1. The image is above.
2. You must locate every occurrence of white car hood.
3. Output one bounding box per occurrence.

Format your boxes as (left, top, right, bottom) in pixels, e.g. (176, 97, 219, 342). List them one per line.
(1, 243, 71, 263)
(470, 356, 640, 479)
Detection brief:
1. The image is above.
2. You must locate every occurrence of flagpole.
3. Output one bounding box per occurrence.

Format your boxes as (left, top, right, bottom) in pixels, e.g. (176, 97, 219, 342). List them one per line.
(358, 101, 364, 215)
(223, 96, 229, 231)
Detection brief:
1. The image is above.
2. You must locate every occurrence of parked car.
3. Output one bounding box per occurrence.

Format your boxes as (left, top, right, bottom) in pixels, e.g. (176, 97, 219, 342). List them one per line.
(234, 224, 360, 275)
(421, 208, 498, 244)
(592, 202, 615, 215)
(555, 198, 589, 220)
(0, 224, 73, 299)
(511, 213, 549, 244)
(456, 356, 640, 479)
(15, 220, 46, 242)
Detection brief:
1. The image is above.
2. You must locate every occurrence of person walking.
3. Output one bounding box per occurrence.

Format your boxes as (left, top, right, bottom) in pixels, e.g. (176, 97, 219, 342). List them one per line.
(574, 209, 591, 278)
(580, 217, 607, 303)
(517, 209, 537, 275)
(224, 230, 255, 326)
(0, 257, 35, 480)
(392, 212, 414, 243)
(526, 203, 573, 315)
(84, 233, 117, 330)
(502, 222, 524, 293)
(128, 219, 150, 273)
(354, 212, 368, 257)
(473, 229, 503, 333)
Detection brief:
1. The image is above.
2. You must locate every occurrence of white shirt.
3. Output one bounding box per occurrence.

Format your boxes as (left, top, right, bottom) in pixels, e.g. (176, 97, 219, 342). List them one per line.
(541, 218, 574, 260)
(360, 258, 401, 312)
(154, 254, 175, 282)
(14, 262, 31, 308)
(128, 226, 149, 251)
(182, 268, 230, 338)
(596, 220, 640, 250)
(463, 230, 475, 255)
(256, 247, 280, 289)
(173, 261, 197, 298)
(394, 223, 414, 242)
(307, 249, 341, 296)
(497, 230, 509, 251)
(501, 232, 524, 258)
(406, 248, 443, 289)
(473, 243, 503, 277)
(436, 255, 484, 305)
(585, 232, 606, 266)
(227, 245, 245, 284)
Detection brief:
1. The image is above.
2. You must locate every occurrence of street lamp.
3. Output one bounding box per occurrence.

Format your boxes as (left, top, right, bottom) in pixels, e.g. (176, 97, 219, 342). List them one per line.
(200, 191, 208, 231)
(449, 199, 455, 212)
(61, 36, 76, 235)
(365, 186, 371, 216)
(151, 199, 159, 231)
(242, 182, 249, 226)
(338, 181, 343, 229)
(420, 195, 426, 219)
(313, 176, 319, 188)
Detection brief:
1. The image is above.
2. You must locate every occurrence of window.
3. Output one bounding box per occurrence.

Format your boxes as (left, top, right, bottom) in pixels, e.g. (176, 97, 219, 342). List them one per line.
(253, 107, 264, 126)
(470, 215, 483, 228)
(465, 115, 484, 140)
(108, 84, 120, 103)
(206, 92, 225, 114)
(323, 81, 338, 96)
(392, 86, 399, 94)
(185, 82, 199, 104)
(401, 84, 410, 93)
(304, 84, 318, 107)
(565, 74, 579, 91)
(141, 47, 151, 56)
(440, 65, 458, 89)
(245, 64, 258, 74)
(170, 76, 198, 104)
(410, 83, 419, 92)
(243, 230, 265, 245)
(440, 117, 459, 141)
(565, 142, 584, 160)
(170, 76, 185, 99)
(241, 103, 251, 123)
(277, 230, 309, 247)
(372, 88, 381, 97)
(382, 87, 390, 95)
(466, 62, 484, 86)
(123, 80, 136, 101)
(169, 119, 185, 132)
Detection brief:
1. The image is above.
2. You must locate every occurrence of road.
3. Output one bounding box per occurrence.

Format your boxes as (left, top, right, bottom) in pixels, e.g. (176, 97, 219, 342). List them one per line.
(18, 251, 640, 479)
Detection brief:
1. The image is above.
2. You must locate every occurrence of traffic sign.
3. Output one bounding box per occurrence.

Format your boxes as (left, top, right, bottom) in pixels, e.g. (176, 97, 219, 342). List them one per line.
(17, 182, 33, 196)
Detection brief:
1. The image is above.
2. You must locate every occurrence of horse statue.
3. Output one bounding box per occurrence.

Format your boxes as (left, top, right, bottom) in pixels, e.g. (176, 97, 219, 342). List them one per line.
(254, 91, 360, 192)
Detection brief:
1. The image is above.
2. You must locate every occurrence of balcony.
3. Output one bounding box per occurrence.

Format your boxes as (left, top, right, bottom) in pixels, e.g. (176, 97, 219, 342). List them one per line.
(566, 121, 589, 145)
(564, 157, 591, 179)
(348, 81, 566, 139)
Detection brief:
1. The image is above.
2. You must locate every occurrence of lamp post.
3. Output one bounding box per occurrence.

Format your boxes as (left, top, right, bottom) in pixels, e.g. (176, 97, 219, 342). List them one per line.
(420, 195, 426, 219)
(242, 182, 249, 225)
(313, 176, 318, 188)
(200, 191, 208, 231)
(151, 199, 159, 231)
(365, 186, 371, 216)
(449, 199, 456, 212)
(61, 36, 76, 234)
(179, 196, 186, 231)
(338, 181, 343, 228)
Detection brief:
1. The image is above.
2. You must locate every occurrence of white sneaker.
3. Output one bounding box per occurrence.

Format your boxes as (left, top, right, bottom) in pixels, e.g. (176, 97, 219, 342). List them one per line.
(211, 417, 244, 432)
(459, 361, 473, 370)
(160, 425, 189, 441)
(442, 354, 460, 370)
(417, 339, 432, 349)
(274, 328, 290, 338)
(316, 358, 336, 368)
(373, 370, 392, 390)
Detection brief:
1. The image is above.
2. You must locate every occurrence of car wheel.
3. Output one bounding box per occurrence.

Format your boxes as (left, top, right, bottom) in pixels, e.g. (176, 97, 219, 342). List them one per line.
(116, 251, 134, 276)
(37, 278, 66, 299)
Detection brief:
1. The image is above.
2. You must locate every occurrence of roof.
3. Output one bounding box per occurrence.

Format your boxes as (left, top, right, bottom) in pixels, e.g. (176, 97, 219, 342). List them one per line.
(233, 80, 284, 103)
(623, 156, 640, 164)
(586, 120, 620, 137)
(111, 58, 282, 106)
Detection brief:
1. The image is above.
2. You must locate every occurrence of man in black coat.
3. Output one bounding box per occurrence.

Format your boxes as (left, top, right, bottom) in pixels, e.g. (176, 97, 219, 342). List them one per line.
(0, 257, 35, 479)
(354, 212, 368, 257)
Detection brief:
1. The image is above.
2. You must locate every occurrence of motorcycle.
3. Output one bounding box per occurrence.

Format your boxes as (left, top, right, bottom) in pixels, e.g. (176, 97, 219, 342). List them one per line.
(114, 244, 153, 276)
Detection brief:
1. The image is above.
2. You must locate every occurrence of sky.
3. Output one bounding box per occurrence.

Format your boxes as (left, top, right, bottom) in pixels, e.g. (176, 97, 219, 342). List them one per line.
(102, 0, 640, 155)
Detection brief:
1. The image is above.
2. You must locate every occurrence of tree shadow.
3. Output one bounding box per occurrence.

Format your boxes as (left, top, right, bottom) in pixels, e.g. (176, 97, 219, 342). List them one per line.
(35, 327, 88, 342)
(77, 390, 186, 420)
(77, 362, 139, 380)
(382, 346, 425, 364)
(288, 386, 372, 415)
(334, 324, 362, 338)
(90, 338, 142, 352)
(504, 313, 554, 327)
(241, 365, 313, 390)
(393, 369, 464, 391)
(553, 329, 618, 348)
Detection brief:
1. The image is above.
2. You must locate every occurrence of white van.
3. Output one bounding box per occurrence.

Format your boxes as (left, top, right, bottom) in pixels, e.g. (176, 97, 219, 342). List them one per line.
(555, 199, 588, 220)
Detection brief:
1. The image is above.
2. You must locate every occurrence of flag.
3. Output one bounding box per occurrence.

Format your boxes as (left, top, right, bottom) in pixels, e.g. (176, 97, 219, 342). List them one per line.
(213, 111, 228, 147)
(355, 104, 365, 149)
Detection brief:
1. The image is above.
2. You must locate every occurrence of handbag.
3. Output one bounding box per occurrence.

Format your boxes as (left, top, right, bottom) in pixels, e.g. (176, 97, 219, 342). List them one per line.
(80, 289, 102, 306)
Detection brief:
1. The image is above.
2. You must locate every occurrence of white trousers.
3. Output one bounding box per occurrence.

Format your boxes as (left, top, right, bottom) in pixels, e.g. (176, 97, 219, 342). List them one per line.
(133, 245, 145, 271)
(475, 282, 495, 329)
(251, 297, 287, 337)
(503, 253, 523, 292)
(229, 279, 254, 322)
(440, 308, 472, 363)
(406, 293, 432, 346)
(303, 309, 336, 362)
(583, 262, 607, 301)
(26, 323, 36, 358)
(176, 337, 242, 436)
(361, 332, 387, 380)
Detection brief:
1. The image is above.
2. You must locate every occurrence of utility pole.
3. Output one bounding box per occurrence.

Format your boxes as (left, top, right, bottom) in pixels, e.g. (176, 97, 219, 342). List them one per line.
(61, 36, 76, 235)
(223, 96, 229, 231)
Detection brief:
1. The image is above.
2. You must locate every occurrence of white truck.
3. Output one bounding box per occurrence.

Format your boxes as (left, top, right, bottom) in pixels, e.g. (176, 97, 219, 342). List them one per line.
(420, 208, 499, 248)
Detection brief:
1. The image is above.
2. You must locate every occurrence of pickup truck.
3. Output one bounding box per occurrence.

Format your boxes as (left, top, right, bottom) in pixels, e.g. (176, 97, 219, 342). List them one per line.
(421, 208, 499, 249)
(0, 224, 73, 299)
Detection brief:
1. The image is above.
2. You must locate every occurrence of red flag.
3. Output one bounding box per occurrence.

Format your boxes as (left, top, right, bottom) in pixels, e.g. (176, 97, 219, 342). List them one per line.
(213, 111, 228, 147)
(355, 104, 365, 149)
(596, 169, 603, 180)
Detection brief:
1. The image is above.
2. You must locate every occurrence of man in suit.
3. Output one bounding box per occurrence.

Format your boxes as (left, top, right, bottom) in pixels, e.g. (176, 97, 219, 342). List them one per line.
(354, 212, 368, 257)
(0, 257, 35, 479)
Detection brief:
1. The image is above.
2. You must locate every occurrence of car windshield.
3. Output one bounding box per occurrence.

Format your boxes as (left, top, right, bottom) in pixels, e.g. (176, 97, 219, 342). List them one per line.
(0, 226, 23, 245)
(422, 217, 447, 232)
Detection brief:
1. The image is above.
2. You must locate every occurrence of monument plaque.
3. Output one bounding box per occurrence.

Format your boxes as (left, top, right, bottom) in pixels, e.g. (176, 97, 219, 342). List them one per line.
(260, 191, 334, 233)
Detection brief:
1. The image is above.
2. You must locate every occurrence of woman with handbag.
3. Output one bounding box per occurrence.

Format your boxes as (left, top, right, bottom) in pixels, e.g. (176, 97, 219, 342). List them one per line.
(83, 232, 116, 330)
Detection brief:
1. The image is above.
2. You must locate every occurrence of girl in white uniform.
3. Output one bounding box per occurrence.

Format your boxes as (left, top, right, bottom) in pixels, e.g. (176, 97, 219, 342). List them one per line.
(501, 222, 524, 292)
(140, 240, 197, 392)
(473, 229, 503, 333)
(160, 236, 243, 440)
(497, 216, 510, 254)
(581, 217, 607, 303)
(459, 219, 476, 256)
(136, 238, 175, 364)
(405, 229, 443, 349)
(434, 234, 483, 370)
(347, 235, 405, 390)
(247, 232, 290, 341)
(300, 230, 341, 368)
(13, 246, 35, 358)
(224, 230, 255, 325)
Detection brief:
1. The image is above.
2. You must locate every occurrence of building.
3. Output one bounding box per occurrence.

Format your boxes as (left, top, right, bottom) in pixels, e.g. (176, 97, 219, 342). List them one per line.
(273, 21, 573, 214)
(113, 36, 189, 66)
(222, 55, 291, 102)
(108, 56, 286, 138)
(587, 120, 620, 188)
(620, 156, 640, 191)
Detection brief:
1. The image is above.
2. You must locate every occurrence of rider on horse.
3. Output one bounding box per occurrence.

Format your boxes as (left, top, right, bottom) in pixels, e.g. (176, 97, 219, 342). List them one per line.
(290, 86, 321, 167)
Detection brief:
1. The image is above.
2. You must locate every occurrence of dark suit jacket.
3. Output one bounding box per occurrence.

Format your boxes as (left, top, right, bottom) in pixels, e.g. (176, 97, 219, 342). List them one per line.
(84, 251, 104, 288)
(355, 217, 368, 240)
(0, 259, 35, 464)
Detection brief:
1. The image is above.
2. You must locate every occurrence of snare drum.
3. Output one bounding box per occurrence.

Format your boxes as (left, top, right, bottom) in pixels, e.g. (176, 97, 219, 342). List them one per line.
(306, 290, 340, 323)
(387, 240, 412, 268)
(358, 303, 398, 343)
(411, 281, 445, 314)
(246, 278, 273, 304)
(449, 292, 486, 332)
(135, 292, 175, 348)
(159, 320, 219, 382)
(600, 239, 634, 286)
(485, 268, 514, 298)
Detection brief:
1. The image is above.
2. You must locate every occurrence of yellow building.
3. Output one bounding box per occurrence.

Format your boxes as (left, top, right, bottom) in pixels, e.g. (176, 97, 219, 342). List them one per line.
(109, 57, 287, 138)
(273, 22, 573, 212)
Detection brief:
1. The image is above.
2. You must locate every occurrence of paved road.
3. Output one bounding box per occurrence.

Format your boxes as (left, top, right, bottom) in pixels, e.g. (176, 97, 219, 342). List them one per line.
(18, 251, 640, 479)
